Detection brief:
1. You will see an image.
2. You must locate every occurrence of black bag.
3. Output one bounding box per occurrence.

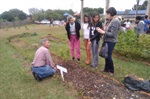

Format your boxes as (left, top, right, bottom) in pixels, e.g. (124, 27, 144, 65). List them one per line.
(99, 42, 108, 58)
(124, 76, 150, 93)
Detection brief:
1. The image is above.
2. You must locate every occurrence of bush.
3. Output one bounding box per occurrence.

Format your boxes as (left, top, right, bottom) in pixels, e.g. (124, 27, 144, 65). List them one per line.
(115, 30, 150, 62)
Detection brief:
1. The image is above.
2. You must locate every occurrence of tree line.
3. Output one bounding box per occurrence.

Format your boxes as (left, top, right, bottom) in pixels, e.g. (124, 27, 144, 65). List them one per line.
(0, 7, 103, 22)
(0, 0, 147, 22)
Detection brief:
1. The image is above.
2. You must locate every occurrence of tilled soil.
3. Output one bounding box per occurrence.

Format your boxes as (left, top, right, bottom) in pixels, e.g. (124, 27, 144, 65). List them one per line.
(52, 54, 150, 99)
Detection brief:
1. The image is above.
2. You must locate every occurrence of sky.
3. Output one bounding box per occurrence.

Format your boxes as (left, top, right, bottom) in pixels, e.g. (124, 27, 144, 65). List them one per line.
(0, 0, 146, 15)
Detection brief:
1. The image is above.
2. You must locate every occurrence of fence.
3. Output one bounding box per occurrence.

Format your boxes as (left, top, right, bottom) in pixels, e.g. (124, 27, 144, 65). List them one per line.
(0, 20, 33, 29)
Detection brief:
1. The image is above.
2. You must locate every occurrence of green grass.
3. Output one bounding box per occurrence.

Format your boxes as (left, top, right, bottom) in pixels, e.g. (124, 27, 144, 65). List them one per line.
(0, 24, 150, 98)
(0, 25, 78, 99)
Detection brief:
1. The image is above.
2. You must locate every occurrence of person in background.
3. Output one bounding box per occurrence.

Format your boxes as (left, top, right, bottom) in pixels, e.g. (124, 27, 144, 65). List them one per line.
(96, 7, 121, 76)
(31, 38, 57, 81)
(134, 16, 145, 37)
(49, 18, 54, 27)
(144, 15, 150, 33)
(65, 15, 81, 61)
(89, 13, 103, 68)
(82, 14, 91, 65)
(120, 23, 126, 33)
(124, 19, 131, 30)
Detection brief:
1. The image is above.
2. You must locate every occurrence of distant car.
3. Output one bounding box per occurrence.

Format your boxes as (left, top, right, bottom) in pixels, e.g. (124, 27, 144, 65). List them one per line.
(34, 20, 40, 24)
(40, 19, 50, 24)
(53, 20, 60, 26)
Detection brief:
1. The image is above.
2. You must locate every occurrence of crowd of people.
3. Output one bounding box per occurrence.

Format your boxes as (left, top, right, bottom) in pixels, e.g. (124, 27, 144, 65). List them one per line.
(31, 7, 150, 81)
(121, 15, 150, 35)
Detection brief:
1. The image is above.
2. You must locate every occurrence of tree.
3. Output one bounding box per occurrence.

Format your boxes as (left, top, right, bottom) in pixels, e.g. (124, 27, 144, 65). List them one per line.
(28, 8, 40, 15)
(136, 0, 140, 16)
(0, 11, 15, 22)
(0, 9, 27, 22)
(132, 0, 148, 10)
(10, 9, 27, 20)
(83, 7, 104, 16)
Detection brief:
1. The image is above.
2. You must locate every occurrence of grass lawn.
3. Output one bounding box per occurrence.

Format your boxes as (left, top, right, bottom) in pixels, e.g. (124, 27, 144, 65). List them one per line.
(0, 24, 150, 98)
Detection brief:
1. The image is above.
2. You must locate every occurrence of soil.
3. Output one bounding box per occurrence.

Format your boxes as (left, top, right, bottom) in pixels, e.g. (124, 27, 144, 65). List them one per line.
(52, 54, 150, 99)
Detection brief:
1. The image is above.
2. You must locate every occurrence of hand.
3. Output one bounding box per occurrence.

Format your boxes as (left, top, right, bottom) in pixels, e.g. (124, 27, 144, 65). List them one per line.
(53, 66, 57, 71)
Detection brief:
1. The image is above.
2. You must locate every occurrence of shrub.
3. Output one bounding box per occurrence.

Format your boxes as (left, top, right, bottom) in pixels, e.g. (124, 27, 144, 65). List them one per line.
(115, 30, 150, 62)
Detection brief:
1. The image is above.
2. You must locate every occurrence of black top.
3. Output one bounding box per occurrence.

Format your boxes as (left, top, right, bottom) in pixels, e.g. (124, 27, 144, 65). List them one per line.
(65, 22, 81, 40)
(89, 21, 103, 44)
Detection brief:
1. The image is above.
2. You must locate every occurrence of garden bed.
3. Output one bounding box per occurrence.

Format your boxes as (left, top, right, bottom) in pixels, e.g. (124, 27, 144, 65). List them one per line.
(52, 54, 150, 99)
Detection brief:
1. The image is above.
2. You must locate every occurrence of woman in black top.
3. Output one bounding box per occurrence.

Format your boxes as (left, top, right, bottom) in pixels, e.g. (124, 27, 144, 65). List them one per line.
(88, 13, 103, 68)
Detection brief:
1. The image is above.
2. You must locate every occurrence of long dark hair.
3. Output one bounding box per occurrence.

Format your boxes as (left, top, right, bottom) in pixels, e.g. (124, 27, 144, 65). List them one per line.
(83, 14, 91, 28)
(92, 13, 100, 26)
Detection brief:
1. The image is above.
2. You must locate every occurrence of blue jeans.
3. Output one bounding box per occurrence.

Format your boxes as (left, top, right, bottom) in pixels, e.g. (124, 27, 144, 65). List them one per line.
(104, 42, 116, 73)
(31, 66, 56, 79)
(91, 40, 100, 67)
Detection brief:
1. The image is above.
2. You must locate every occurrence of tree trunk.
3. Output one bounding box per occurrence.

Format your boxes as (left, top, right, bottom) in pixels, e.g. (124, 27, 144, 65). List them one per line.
(136, 0, 140, 17)
(80, 0, 84, 28)
(148, 0, 150, 19)
(105, 0, 110, 24)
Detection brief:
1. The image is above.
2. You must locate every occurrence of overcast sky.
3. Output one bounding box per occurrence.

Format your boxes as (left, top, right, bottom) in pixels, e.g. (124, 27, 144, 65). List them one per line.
(0, 0, 146, 14)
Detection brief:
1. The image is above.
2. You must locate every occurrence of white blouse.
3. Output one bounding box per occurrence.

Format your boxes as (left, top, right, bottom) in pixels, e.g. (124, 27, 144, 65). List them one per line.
(82, 23, 90, 39)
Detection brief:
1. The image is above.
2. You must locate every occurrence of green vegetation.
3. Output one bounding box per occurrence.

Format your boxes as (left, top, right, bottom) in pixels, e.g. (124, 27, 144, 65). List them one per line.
(0, 9, 27, 22)
(0, 25, 150, 98)
(116, 30, 150, 62)
(0, 25, 78, 99)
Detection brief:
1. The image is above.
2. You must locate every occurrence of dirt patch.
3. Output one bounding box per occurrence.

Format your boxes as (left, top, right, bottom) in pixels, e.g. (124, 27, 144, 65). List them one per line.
(10, 39, 28, 48)
(41, 34, 59, 42)
(51, 54, 150, 99)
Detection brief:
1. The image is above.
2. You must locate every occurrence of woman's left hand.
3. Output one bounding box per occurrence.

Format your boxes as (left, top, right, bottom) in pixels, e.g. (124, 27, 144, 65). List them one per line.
(96, 27, 105, 34)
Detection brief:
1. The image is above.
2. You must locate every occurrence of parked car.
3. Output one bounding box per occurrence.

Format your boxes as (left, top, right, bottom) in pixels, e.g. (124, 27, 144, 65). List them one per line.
(40, 19, 50, 24)
(53, 20, 60, 26)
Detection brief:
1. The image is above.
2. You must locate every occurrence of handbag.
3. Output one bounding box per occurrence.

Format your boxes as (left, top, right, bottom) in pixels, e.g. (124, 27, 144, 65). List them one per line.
(99, 42, 108, 58)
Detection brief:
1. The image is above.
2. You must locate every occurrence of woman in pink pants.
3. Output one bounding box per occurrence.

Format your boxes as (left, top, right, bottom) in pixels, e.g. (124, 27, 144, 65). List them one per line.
(65, 15, 81, 61)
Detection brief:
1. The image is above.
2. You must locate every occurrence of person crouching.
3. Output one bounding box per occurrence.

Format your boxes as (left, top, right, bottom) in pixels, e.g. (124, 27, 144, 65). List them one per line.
(31, 38, 57, 81)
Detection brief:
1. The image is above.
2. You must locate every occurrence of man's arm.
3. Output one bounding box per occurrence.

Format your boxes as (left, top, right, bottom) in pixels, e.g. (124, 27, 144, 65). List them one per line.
(45, 50, 55, 67)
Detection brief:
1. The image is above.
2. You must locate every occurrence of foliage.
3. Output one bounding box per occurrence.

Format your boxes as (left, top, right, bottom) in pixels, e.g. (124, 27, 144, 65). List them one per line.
(0, 9, 27, 22)
(0, 18, 7, 22)
(29, 8, 74, 21)
(115, 30, 150, 61)
(83, 7, 104, 16)
(132, 0, 148, 10)
(29, 7, 104, 21)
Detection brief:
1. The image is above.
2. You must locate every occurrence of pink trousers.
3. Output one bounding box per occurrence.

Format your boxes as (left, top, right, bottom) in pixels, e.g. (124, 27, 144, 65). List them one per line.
(69, 35, 80, 58)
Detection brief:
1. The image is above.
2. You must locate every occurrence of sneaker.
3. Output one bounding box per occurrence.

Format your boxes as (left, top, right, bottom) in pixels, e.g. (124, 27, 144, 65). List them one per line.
(109, 72, 114, 76)
(90, 64, 98, 68)
(32, 72, 42, 81)
(72, 57, 75, 60)
(77, 58, 80, 61)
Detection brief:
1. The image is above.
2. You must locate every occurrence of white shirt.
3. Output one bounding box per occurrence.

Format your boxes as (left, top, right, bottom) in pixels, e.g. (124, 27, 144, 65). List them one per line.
(82, 23, 90, 39)
(69, 23, 76, 35)
(124, 21, 131, 28)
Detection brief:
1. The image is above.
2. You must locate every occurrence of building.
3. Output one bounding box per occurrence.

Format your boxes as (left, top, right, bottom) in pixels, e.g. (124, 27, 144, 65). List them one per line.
(117, 10, 146, 21)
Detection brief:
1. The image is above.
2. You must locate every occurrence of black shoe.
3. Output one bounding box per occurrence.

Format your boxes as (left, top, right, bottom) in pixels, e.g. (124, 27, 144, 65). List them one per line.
(77, 58, 80, 61)
(32, 72, 42, 81)
(72, 57, 75, 60)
